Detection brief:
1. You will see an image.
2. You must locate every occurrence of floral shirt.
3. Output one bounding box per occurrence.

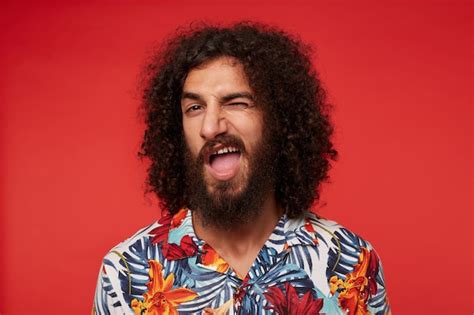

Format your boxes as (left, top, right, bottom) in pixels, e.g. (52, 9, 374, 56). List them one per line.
(93, 208, 391, 314)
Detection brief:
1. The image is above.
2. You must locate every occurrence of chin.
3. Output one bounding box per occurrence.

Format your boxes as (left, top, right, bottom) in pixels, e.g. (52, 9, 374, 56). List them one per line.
(207, 171, 249, 192)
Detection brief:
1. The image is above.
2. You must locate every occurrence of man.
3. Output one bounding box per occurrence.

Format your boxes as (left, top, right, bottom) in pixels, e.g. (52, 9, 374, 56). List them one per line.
(94, 22, 391, 314)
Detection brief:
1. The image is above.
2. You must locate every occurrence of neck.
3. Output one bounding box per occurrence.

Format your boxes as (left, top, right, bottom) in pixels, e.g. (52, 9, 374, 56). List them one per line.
(193, 192, 283, 269)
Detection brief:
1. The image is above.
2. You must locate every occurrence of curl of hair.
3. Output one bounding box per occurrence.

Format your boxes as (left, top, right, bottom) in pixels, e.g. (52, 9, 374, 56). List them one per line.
(139, 21, 338, 218)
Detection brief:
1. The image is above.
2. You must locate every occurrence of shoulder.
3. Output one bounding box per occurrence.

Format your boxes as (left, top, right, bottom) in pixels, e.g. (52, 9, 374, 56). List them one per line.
(307, 213, 376, 250)
(284, 212, 383, 280)
(306, 213, 382, 277)
(102, 221, 160, 264)
(93, 220, 164, 313)
(304, 213, 391, 314)
(100, 219, 167, 287)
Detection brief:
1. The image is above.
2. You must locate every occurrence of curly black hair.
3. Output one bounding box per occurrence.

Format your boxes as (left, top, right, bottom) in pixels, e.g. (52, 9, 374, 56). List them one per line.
(139, 21, 338, 218)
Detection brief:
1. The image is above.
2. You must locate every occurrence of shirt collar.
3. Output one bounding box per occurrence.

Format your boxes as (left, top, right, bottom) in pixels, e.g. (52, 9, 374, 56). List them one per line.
(163, 208, 318, 260)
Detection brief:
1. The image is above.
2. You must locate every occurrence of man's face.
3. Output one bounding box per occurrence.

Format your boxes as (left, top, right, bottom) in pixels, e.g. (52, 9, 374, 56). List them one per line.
(181, 56, 264, 196)
(181, 56, 275, 228)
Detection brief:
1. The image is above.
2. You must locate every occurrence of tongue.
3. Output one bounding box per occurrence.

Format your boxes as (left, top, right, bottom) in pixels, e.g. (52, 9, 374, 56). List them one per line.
(210, 153, 240, 173)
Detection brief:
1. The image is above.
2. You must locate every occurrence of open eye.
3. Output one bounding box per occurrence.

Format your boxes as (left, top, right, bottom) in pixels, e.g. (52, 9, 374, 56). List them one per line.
(185, 104, 204, 113)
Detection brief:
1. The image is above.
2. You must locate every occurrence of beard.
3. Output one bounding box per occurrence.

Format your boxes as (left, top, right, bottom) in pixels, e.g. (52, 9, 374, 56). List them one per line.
(183, 130, 277, 231)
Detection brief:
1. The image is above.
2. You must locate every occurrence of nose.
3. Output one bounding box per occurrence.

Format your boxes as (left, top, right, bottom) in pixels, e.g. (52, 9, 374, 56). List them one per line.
(199, 106, 228, 140)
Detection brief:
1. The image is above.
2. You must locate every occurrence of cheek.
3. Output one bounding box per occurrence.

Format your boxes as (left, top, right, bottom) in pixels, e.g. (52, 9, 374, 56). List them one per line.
(233, 112, 263, 134)
(184, 135, 199, 154)
(246, 119, 264, 144)
(183, 127, 201, 156)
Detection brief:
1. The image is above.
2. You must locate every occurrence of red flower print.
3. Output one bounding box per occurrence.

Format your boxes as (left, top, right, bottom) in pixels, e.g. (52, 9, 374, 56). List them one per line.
(163, 235, 198, 260)
(265, 283, 324, 315)
(150, 217, 172, 245)
(150, 208, 188, 245)
(367, 249, 380, 295)
(169, 208, 188, 228)
(233, 276, 250, 306)
(304, 218, 319, 245)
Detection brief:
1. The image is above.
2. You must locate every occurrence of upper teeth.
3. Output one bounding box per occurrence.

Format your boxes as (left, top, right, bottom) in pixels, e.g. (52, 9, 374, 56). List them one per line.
(214, 146, 239, 155)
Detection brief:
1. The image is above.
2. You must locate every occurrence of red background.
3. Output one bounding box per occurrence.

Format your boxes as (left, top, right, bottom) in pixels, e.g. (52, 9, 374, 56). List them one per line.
(1, 1, 472, 314)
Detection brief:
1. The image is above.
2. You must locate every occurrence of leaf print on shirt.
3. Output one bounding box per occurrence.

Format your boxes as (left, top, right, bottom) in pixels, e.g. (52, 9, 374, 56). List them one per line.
(131, 260, 198, 315)
(94, 212, 390, 314)
(326, 227, 390, 315)
(304, 217, 319, 245)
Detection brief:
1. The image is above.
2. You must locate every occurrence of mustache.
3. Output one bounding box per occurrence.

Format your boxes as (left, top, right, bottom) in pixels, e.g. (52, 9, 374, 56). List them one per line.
(198, 135, 246, 161)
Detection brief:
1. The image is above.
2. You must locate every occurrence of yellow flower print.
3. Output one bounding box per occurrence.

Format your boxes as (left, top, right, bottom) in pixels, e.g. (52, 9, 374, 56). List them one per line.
(201, 244, 230, 273)
(131, 260, 198, 315)
(329, 247, 378, 315)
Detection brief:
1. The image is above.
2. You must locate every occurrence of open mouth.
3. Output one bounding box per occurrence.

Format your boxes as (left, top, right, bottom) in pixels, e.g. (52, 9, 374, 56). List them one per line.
(206, 145, 242, 180)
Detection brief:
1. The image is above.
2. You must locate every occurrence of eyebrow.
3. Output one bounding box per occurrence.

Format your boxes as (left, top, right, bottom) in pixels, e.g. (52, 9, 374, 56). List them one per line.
(181, 92, 201, 101)
(181, 91, 255, 103)
(221, 92, 254, 102)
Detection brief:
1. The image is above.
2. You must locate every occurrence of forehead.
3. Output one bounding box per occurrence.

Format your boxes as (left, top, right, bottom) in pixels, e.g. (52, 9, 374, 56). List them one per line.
(182, 57, 252, 95)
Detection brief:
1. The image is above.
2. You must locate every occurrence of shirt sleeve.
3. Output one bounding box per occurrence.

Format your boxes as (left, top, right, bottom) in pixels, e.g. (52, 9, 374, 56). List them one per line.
(92, 254, 132, 315)
(366, 242, 392, 315)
